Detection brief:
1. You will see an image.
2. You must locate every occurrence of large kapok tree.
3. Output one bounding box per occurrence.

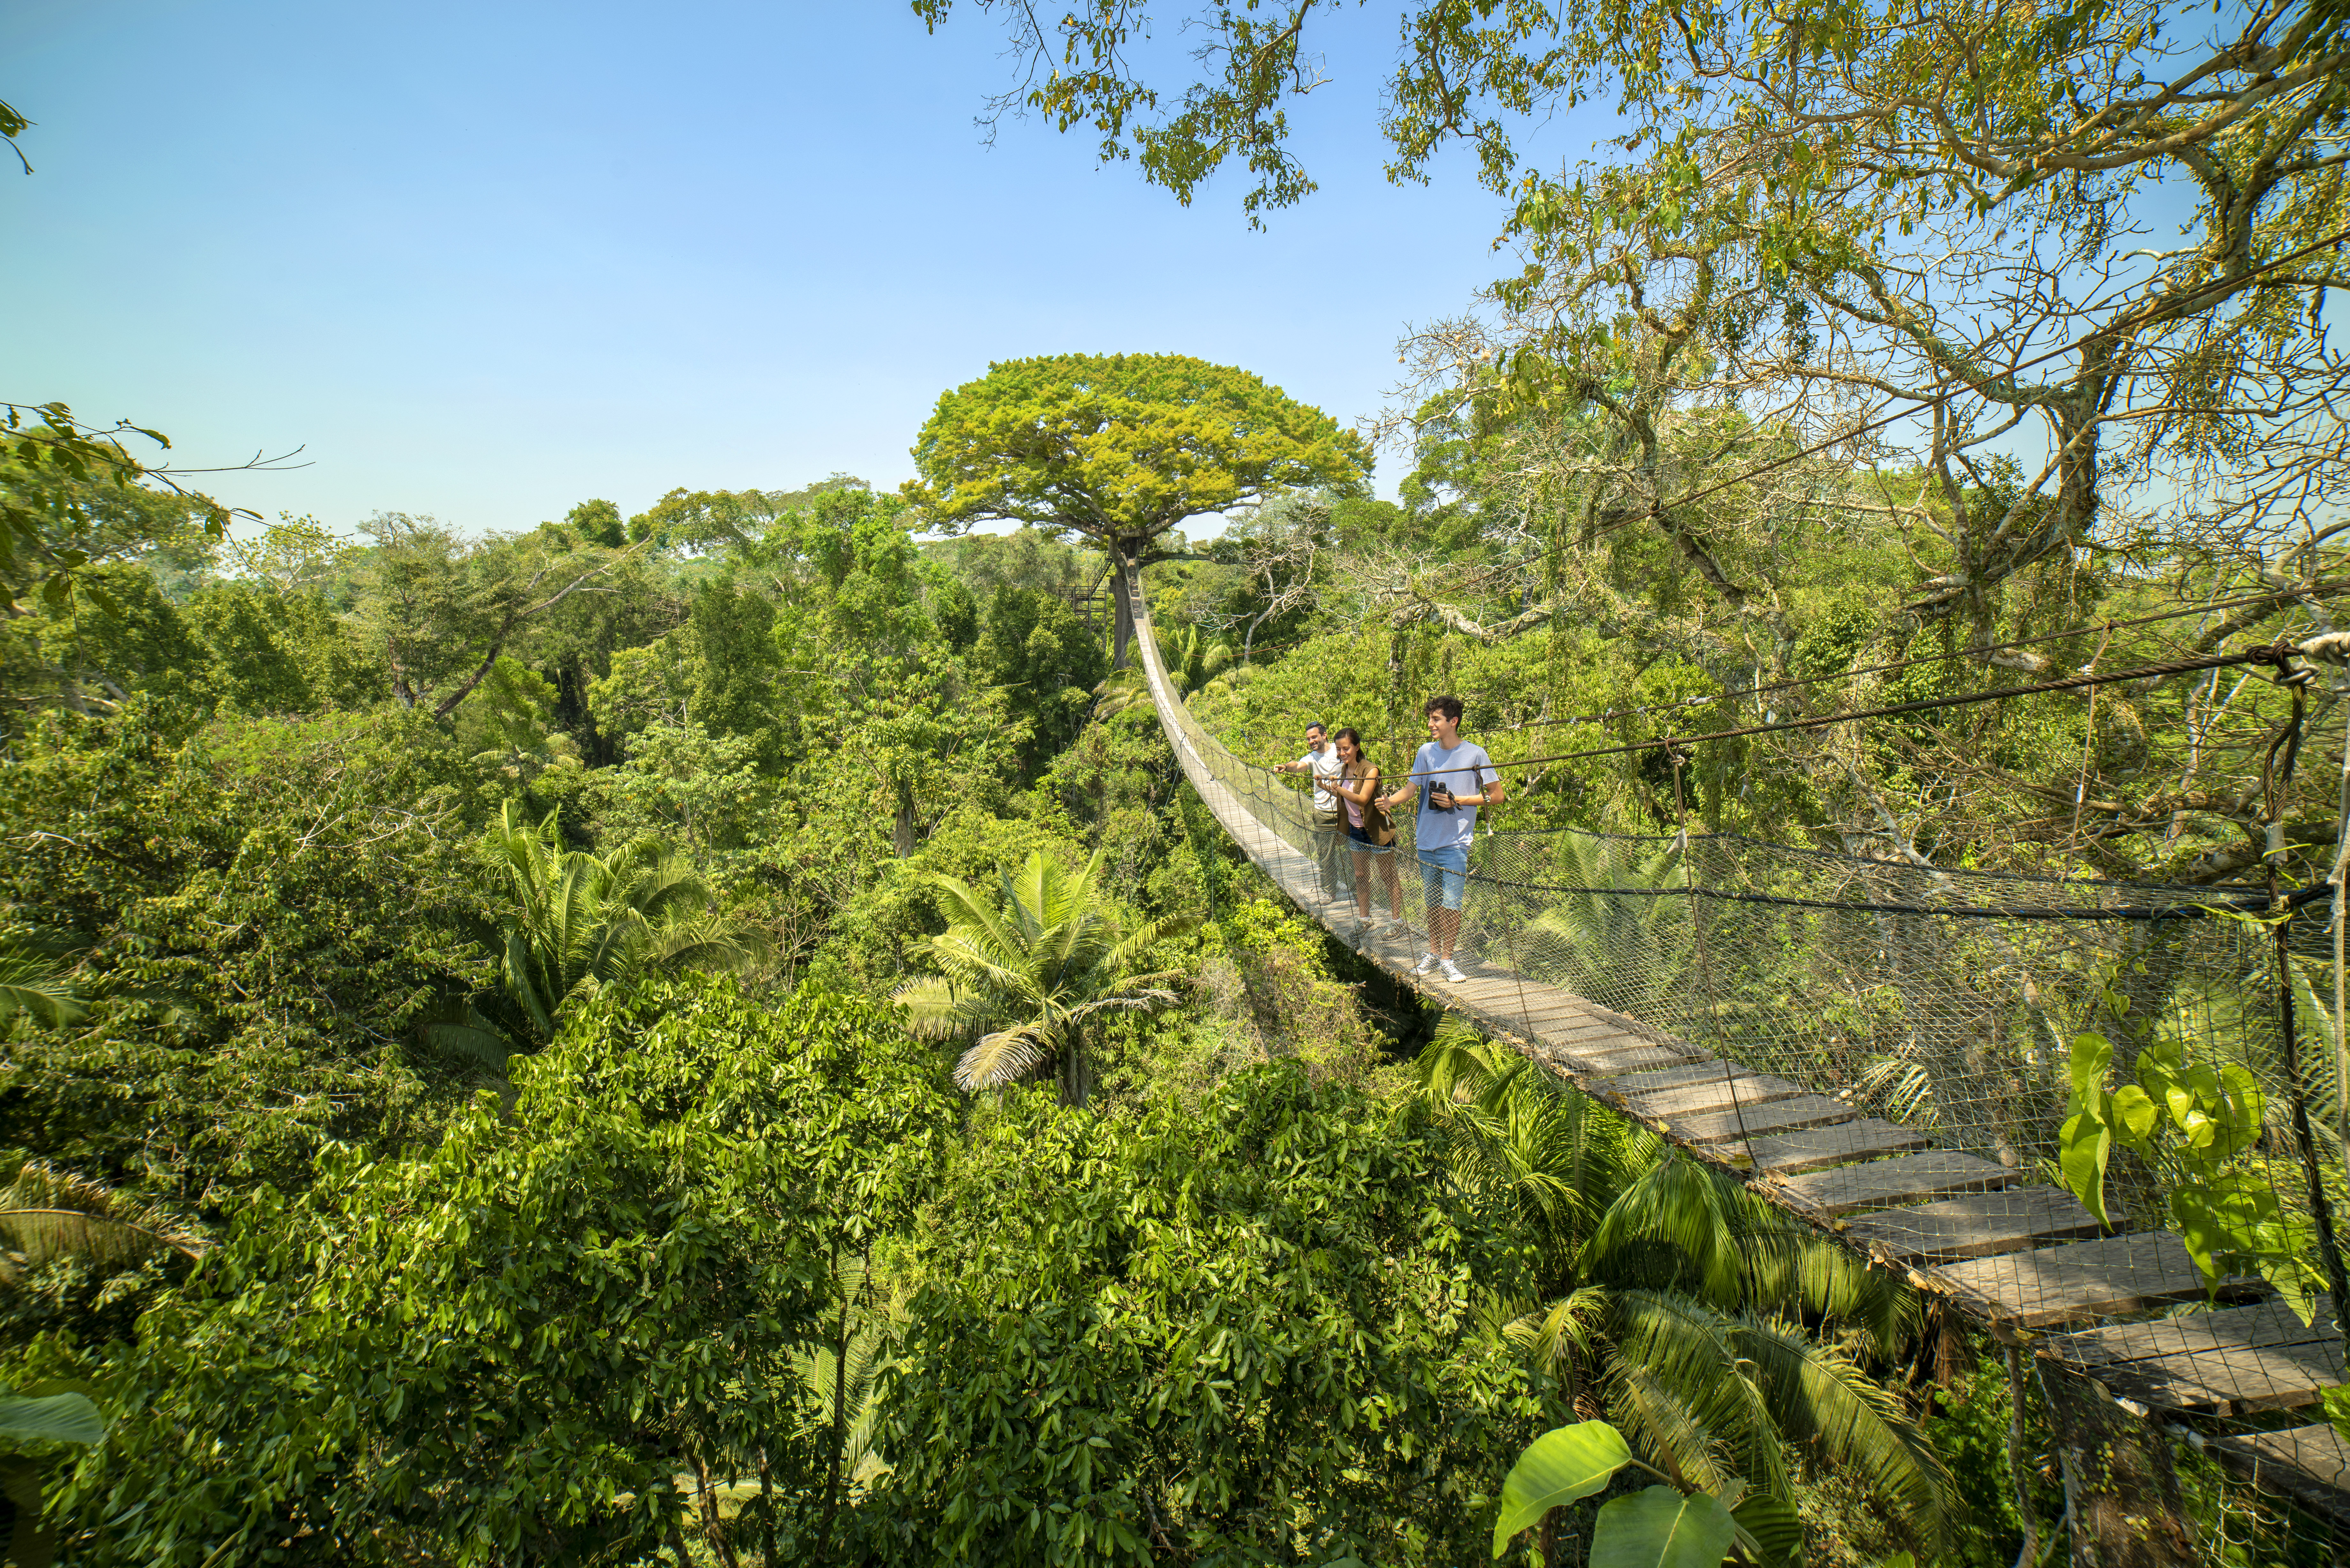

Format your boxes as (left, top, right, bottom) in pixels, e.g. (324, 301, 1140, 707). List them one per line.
(904, 352, 1369, 664)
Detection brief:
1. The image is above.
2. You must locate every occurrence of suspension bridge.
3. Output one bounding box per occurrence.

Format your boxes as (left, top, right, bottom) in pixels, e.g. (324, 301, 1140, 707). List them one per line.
(1122, 569, 2350, 1558)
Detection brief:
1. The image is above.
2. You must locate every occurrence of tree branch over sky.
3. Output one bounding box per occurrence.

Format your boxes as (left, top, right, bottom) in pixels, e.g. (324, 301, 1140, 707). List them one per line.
(922, 0, 2350, 636)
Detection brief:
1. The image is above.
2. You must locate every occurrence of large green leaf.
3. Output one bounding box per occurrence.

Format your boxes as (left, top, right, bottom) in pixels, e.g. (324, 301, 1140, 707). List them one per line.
(1491, 1421, 1634, 1557)
(2109, 1084, 2159, 1152)
(2066, 1031, 2113, 1104)
(2056, 1108, 2111, 1226)
(0, 1390, 104, 1445)
(1590, 1485, 1739, 1568)
(1731, 1493, 1802, 1568)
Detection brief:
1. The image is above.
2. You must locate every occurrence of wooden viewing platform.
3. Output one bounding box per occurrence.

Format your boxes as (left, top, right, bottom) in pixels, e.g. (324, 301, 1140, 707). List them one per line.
(1124, 576, 2350, 1539)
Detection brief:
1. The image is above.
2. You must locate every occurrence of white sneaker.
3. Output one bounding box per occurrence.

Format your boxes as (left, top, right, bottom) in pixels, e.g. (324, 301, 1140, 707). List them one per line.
(1414, 952, 1438, 976)
(1438, 958, 1467, 984)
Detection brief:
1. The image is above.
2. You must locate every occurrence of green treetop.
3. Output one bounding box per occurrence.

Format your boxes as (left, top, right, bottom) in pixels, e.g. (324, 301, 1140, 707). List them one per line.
(906, 353, 1368, 661)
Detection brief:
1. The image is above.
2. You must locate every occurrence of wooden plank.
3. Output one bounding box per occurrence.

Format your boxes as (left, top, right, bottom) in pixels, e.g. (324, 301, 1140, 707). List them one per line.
(1556, 1043, 1708, 1074)
(1729, 1119, 1931, 1176)
(1542, 1025, 1692, 1062)
(1768, 1150, 2020, 1216)
(2097, 1334, 2346, 1414)
(1529, 1041, 1714, 1082)
(2045, 1297, 2338, 1370)
(1533, 1018, 1630, 1043)
(1933, 1232, 2229, 1329)
(1670, 1094, 1861, 1144)
(1616, 1073, 1808, 1120)
(2212, 1425, 2350, 1524)
(1603, 1062, 1767, 1094)
(1840, 1187, 2102, 1264)
(1512, 1001, 1603, 1031)
(1539, 1025, 1684, 1055)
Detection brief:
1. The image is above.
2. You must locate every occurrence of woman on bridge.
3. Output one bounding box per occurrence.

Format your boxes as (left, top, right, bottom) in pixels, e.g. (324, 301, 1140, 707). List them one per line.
(1328, 728, 1406, 935)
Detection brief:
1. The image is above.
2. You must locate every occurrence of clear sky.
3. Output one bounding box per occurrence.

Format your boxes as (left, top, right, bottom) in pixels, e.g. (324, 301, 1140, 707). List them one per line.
(4, 1, 1613, 537)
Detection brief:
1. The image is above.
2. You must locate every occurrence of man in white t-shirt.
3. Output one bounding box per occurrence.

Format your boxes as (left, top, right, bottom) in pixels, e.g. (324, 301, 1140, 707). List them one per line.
(1379, 695, 1505, 984)
(1273, 720, 1351, 904)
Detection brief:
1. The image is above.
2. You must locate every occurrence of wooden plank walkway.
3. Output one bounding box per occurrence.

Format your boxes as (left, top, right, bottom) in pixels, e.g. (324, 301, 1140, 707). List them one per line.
(1127, 586, 2350, 1520)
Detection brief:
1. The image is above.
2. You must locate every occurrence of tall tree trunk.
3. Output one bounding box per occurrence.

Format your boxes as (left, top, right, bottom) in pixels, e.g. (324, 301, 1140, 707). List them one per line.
(823, 1256, 850, 1555)
(1111, 555, 1137, 672)
(892, 781, 918, 858)
(2037, 1361, 2196, 1568)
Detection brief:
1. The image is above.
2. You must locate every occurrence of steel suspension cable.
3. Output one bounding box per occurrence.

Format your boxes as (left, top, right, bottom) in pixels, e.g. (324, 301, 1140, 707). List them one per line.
(1210, 581, 2350, 753)
(1258, 641, 2310, 784)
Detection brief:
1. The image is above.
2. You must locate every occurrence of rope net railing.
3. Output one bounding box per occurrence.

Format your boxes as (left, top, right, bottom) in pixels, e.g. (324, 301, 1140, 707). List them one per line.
(1125, 572, 2350, 1558)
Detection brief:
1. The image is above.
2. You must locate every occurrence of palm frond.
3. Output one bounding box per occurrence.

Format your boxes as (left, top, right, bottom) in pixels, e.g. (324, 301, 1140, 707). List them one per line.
(1608, 1288, 1789, 1501)
(617, 852, 717, 925)
(1610, 1362, 1741, 1497)
(0, 950, 84, 1029)
(503, 926, 563, 1042)
(918, 850, 1162, 1104)
(929, 929, 1047, 1007)
(1415, 1015, 1518, 1107)
(1740, 1225, 1919, 1358)
(0, 1162, 208, 1270)
(928, 874, 1039, 970)
(1733, 1313, 1954, 1554)
(1587, 1152, 1747, 1306)
(1095, 914, 1201, 982)
(954, 1022, 1053, 1091)
(893, 976, 988, 1042)
(642, 911, 769, 975)
(1507, 1286, 1609, 1376)
(420, 1007, 521, 1071)
(1852, 1053, 1938, 1127)
(1000, 857, 1056, 945)
(1058, 987, 1179, 1023)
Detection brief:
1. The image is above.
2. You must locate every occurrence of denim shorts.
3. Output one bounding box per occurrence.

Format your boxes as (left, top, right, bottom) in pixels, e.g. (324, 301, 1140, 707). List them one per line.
(1417, 842, 1469, 910)
(1346, 822, 1391, 853)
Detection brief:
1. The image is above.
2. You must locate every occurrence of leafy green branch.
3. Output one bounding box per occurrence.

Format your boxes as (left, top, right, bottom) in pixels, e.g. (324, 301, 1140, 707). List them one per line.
(2055, 1018, 2320, 1315)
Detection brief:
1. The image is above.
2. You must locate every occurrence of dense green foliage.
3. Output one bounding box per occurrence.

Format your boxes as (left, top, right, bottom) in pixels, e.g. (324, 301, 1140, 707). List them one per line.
(906, 353, 1369, 566)
(29, 983, 948, 1565)
(24, 1, 2350, 1555)
(3, 360, 2290, 1564)
(872, 1066, 1543, 1564)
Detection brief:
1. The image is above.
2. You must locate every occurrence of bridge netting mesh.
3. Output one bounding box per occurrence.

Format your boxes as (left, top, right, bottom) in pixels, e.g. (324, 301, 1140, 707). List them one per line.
(1145, 609, 2310, 1187)
(1127, 575, 2350, 1557)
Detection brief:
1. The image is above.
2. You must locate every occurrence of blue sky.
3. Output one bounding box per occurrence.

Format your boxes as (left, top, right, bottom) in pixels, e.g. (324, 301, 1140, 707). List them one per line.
(4, 1, 1613, 536)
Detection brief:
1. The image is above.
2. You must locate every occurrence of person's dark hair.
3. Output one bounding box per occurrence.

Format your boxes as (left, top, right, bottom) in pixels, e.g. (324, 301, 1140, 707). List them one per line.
(1332, 726, 1367, 773)
(1425, 695, 1464, 723)
(1305, 721, 1328, 736)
